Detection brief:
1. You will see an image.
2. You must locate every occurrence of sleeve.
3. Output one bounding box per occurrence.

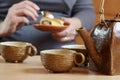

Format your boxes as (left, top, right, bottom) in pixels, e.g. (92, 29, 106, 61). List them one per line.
(72, 0, 95, 31)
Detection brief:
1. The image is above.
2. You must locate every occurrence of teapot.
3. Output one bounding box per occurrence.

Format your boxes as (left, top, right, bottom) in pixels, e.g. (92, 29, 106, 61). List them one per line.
(77, 13, 120, 75)
(77, 0, 120, 75)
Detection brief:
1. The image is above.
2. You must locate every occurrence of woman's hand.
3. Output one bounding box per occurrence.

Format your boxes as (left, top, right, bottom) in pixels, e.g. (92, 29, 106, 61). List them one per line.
(0, 0, 40, 37)
(51, 17, 82, 42)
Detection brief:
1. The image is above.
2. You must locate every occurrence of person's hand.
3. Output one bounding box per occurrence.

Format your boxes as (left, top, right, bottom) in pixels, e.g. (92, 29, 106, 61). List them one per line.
(51, 17, 82, 42)
(0, 0, 40, 37)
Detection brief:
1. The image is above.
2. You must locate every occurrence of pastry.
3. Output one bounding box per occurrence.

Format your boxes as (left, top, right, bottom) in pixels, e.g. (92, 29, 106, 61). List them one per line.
(40, 17, 64, 26)
(40, 11, 64, 26)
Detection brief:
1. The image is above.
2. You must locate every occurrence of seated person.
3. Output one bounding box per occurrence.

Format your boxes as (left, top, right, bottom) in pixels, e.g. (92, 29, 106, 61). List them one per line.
(0, 0, 95, 54)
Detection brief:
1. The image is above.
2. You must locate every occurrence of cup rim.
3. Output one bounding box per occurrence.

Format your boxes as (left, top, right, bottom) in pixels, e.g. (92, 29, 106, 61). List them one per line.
(61, 44, 86, 50)
(0, 41, 32, 47)
(40, 49, 76, 55)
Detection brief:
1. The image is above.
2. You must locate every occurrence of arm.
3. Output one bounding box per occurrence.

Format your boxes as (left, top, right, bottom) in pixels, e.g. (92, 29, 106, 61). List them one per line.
(72, 0, 95, 31)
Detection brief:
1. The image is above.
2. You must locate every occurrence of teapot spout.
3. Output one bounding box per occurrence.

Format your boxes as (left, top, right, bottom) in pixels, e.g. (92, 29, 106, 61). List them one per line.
(76, 27, 102, 69)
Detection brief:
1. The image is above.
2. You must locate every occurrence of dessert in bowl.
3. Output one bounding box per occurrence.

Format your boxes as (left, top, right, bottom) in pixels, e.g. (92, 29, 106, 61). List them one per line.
(33, 11, 69, 32)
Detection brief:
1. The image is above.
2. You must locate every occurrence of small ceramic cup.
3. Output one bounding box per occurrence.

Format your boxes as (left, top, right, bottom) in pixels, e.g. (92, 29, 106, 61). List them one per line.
(0, 41, 37, 63)
(61, 44, 88, 67)
(40, 49, 85, 73)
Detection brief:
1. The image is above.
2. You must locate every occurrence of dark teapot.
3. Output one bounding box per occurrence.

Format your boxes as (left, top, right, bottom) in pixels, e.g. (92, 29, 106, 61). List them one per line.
(77, 13, 120, 75)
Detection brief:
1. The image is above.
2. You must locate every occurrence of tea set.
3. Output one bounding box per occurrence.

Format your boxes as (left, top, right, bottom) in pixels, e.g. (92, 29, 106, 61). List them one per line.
(0, 41, 88, 73)
(0, 0, 120, 75)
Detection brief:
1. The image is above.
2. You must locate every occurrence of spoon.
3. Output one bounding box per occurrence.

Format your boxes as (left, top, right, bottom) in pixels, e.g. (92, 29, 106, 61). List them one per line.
(38, 11, 54, 19)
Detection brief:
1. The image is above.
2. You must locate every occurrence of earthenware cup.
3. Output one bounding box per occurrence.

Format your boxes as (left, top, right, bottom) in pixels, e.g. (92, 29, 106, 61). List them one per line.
(61, 44, 88, 67)
(40, 49, 84, 73)
(0, 41, 37, 63)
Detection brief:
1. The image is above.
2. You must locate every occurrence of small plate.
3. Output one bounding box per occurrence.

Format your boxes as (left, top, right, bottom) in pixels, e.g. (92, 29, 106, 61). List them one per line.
(33, 23, 69, 32)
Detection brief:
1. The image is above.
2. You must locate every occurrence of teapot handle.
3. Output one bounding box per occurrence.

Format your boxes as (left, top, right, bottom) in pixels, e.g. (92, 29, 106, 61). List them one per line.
(105, 13, 120, 22)
(113, 13, 120, 22)
(99, 0, 105, 23)
(114, 13, 120, 19)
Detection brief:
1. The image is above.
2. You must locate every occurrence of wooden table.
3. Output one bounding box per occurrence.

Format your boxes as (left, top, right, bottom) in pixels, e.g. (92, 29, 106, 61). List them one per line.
(0, 56, 120, 80)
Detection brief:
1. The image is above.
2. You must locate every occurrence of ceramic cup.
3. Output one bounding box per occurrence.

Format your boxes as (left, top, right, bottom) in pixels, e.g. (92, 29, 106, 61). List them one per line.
(0, 41, 37, 63)
(61, 44, 88, 67)
(40, 49, 85, 73)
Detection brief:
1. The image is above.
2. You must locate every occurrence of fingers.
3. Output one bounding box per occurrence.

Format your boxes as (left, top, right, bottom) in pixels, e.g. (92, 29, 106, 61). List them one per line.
(52, 30, 77, 42)
(52, 28, 76, 37)
(59, 36, 75, 42)
(16, 8, 37, 21)
(16, 0, 40, 11)
(11, 0, 40, 21)
(16, 17, 30, 25)
(52, 35, 75, 42)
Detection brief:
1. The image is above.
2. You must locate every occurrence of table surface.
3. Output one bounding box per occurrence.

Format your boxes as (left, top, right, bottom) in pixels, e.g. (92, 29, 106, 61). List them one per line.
(0, 56, 120, 80)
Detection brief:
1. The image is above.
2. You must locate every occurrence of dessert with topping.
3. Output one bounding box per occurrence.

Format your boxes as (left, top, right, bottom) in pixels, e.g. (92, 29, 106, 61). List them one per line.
(40, 11, 64, 26)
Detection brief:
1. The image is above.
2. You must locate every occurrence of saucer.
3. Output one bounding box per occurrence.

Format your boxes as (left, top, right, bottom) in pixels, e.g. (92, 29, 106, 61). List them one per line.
(33, 23, 69, 32)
